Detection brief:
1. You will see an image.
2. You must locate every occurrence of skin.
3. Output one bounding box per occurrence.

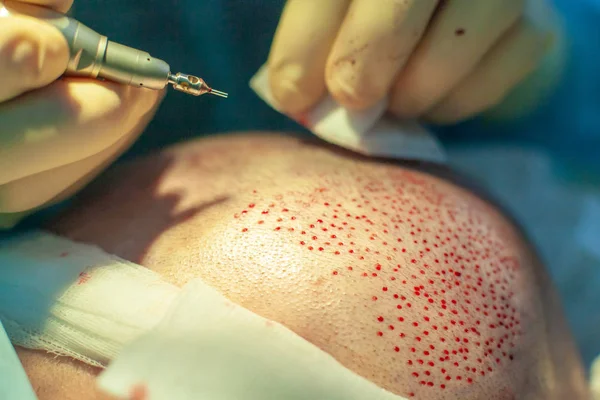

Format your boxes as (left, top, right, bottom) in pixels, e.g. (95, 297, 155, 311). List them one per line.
(15, 133, 589, 399)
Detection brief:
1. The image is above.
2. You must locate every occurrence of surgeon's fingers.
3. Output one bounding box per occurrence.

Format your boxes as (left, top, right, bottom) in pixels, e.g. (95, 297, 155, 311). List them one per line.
(389, 0, 525, 118)
(0, 15, 69, 102)
(0, 107, 154, 213)
(426, 19, 552, 124)
(16, 0, 74, 13)
(268, 0, 350, 115)
(0, 78, 163, 185)
(325, 0, 438, 110)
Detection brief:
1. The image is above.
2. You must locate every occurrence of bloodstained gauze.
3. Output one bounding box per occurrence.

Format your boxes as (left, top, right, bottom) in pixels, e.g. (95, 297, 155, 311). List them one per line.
(77, 272, 91, 285)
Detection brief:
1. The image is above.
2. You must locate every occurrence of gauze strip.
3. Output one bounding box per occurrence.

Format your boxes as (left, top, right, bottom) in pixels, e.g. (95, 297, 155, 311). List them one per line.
(98, 278, 409, 400)
(0, 231, 179, 367)
(250, 64, 446, 163)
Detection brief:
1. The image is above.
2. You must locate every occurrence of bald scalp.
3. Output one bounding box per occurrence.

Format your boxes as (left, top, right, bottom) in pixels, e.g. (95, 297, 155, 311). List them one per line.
(17, 133, 586, 400)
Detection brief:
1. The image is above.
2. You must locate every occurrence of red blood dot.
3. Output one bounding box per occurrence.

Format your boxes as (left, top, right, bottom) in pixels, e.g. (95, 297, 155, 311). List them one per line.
(377, 316, 384, 322)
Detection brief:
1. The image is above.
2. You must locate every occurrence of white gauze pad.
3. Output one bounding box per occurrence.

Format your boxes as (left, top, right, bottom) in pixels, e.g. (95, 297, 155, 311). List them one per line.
(250, 64, 446, 163)
(98, 278, 409, 400)
(0, 231, 179, 367)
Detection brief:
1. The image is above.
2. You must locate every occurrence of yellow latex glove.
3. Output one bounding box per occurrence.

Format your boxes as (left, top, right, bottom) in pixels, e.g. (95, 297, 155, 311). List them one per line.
(268, 0, 565, 123)
(0, 0, 164, 228)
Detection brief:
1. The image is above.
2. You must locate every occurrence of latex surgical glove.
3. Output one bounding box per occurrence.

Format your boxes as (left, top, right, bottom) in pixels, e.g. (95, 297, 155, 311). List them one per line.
(0, 0, 164, 227)
(268, 0, 565, 124)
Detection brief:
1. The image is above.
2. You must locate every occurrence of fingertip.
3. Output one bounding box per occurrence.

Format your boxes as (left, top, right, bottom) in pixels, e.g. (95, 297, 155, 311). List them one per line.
(137, 86, 166, 119)
(325, 65, 383, 111)
(125, 84, 166, 116)
(0, 16, 69, 100)
(268, 64, 324, 115)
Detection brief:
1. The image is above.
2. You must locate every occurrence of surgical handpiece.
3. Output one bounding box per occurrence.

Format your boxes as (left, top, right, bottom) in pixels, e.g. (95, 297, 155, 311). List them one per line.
(0, 1, 228, 98)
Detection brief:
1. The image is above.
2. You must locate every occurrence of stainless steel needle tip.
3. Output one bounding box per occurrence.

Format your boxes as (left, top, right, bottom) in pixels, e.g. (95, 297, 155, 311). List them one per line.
(208, 88, 228, 98)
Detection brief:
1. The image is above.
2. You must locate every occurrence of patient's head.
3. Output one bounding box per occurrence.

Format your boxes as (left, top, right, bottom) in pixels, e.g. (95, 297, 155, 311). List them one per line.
(16, 133, 588, 399)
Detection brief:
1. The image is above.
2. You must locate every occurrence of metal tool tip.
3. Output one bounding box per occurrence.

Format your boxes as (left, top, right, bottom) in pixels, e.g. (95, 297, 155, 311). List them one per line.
(208, 88, 228, 98)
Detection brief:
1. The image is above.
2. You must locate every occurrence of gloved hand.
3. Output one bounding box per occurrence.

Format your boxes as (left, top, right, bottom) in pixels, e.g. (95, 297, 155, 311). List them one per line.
(268, 0, 564, 124)
(0, 0, 163, 227)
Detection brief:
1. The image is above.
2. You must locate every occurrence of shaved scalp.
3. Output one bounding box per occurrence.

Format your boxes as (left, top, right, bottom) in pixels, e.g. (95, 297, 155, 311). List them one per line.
(17, 133, 587, 400)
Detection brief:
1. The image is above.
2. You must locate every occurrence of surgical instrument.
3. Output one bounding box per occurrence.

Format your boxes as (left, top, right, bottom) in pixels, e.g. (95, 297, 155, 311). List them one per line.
(0, 1, 228, 98)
